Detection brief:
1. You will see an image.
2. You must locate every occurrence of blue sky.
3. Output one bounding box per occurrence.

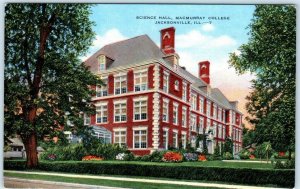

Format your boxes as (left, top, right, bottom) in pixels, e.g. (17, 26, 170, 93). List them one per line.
(83, 4, 256, 123)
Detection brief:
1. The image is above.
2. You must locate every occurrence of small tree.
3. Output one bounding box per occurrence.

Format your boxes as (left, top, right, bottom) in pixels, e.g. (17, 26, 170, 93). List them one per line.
(213, 143, 221, 157)
(255, 144, 265, 162)
(262, 142, 272, 163)
(224, 137, 233, 154)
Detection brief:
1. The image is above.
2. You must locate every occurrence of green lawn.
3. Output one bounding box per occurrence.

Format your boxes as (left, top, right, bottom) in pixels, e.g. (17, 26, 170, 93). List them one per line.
(4, 172, 220, 189)
(41, 160, 273, 169)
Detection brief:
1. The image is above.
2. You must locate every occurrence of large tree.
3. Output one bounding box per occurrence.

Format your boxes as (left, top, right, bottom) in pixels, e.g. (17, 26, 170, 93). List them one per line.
(4, 4, 100, 168)
(229, 5, 296, 152)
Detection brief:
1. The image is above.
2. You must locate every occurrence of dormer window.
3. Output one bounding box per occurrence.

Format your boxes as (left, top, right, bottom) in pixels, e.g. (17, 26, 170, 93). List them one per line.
(98, 55, 106, 71)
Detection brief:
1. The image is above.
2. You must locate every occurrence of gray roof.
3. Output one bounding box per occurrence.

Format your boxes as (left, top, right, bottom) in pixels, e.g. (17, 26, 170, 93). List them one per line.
(85, 34, 239, 112)
(85, 35, 166, 73)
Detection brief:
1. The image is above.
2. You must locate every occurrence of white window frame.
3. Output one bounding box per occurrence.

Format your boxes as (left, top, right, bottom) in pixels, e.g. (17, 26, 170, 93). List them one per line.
(191, 93, 197, 110)
(114, 100, 127, 123)
(163, 128, 169, 150)
(174, 80, 179, 91)
(96, 77, 108, 97)
(134, 69, 148, 92)
(207, 101, 211, 117)
(133, 97, 148, 121)
(114, 129, 127, 147)
(222, 110, 226, 123)
(223, 126, 226, 139)
(232, 112, 236, 125)
(114, 74, 127, 95)
(162, 98, 169, 122)
(199, 97, 204, 113)
(84, 114, 91, 125)
(218, 108, 222, 121)
(172, 130, 178, 148)
(182, 82, 187, 101)
(173, 102, 178, 125)
(199, 117, 204, 134)
(133, 128, 147, 149)
(182, 106, 187, 127)
(98, 55, 106, 71)
(163, 71, 169, 93)
(213, 104, 217, 119)
(213, 122, 217, 137)
(96, 103, 108, 123)
(191, 114, 197, 132)
(181, 131, 187, 149)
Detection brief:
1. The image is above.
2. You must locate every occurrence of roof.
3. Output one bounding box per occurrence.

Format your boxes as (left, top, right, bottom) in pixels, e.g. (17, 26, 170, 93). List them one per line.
(85, 35, 166, 73)
(85, 34, 239, 112)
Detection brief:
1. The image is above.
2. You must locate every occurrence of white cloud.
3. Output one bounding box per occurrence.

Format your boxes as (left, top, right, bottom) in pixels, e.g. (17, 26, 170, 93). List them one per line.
(80, 28, 127, 61)
(201, 23, 215, 32)
(176, 30, 236, 49)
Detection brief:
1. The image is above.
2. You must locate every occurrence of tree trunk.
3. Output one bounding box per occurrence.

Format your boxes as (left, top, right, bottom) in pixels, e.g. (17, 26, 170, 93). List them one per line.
(23, 133, 38, 168)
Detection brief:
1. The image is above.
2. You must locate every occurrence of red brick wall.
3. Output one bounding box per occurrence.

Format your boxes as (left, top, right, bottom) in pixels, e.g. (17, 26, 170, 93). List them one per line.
(148, 65, 154, 89)
(127, 70, 134, 92)
(108, 74, 114, 94)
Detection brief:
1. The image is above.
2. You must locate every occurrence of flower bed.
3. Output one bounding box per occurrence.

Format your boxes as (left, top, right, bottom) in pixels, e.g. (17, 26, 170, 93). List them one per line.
(82, 155, 103, 161)
(162, 152, 183, 162)
(183, 153, 198, 161)
(198, 154, 207, 161)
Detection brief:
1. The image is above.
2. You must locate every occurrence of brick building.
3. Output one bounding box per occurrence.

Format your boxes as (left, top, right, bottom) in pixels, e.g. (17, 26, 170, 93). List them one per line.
(84, 27, 243, 156)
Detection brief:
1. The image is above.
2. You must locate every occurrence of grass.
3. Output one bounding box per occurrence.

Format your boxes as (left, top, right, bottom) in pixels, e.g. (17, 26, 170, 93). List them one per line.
(4, 172, 221, 189)
(38, 160, 273, 169)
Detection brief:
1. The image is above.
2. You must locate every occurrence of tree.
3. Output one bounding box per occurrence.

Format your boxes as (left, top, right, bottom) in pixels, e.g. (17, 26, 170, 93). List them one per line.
(224, 137, 233, 154)
(229, 5, 296, 153)
(4, 4, 100, 168)
(242, 127, 255, 147)
(262, 142, 272, 163)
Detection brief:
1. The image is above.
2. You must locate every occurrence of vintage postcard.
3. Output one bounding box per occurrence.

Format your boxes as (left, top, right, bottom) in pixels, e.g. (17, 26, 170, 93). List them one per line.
(3, 3, 296, 188)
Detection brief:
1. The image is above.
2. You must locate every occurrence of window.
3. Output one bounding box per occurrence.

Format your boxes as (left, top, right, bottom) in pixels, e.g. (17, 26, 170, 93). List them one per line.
(182, 83, 187, 101)
(174, 80, 179, 91)
(162, 99, 169, 122)
(191, 94, 197, 110)
(134, 98, 147, 121)
(199, 117, 204, 134)
(163, 129, 168, 149)
(114, 101, 127, 122)
(191, 114, 196, 132)
(93, 131, 111, 144)
(218, 108, 222, 121)
(134, 129, 147, 148)
(207, 119, 211, 128)
(84, 114, 91, 125)
(239, 130, 241, 142)
(213, 122, 217, 137)
(223, 126, 226, 139)
(172, 131, 178, 148)
(96, 104, 108, 123)
(115, 74, 127, 94)
(199, 97, 204, 113)
(232, 112, 236, 124)
(181, 133, 187, 149)
(173, 103, 178, 125)
(96, 78, 108, 97)
(206, 101, 211, 117)
(163, 72, 169, 93)
(218, 125, 222, 138)
(182, 106, 187, 127)
(213, 105, 217, 119)
(134, 70, 148, 92)
(98, 55, 106, 71)
(222, 110, 226, 123)
(114, 130, 126, 147)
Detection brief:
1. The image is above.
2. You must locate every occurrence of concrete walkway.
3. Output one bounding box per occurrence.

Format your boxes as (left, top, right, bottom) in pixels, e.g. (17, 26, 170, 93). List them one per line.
(4, 170, 285, 189)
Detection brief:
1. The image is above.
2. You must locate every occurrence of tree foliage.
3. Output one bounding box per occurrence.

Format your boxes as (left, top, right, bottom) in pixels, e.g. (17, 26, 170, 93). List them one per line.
(229, 5, 296, 152)
(4, 4, 100, 167)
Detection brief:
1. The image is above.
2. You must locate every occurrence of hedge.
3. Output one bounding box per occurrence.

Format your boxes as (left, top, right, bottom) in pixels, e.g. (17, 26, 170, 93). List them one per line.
(4, 160, 294, 187)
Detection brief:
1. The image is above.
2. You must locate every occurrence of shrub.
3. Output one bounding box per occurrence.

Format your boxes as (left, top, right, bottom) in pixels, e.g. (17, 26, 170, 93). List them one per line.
(223, 152, 233, 160)
(162, 151, 183, 162)
(183, 153, 198, 161)
(239, 149, 250, 160)
(4, 160, 295, 187)
(273, 159, 295, 169)
(115, 152, 135, 161)
(149, 151, 164, 162)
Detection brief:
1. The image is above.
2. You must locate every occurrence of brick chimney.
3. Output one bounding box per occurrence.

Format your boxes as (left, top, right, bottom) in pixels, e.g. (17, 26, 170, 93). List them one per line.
(160, 27, 179, 66)
(199, 61, 210, 85)
(160, 27, 175, 54)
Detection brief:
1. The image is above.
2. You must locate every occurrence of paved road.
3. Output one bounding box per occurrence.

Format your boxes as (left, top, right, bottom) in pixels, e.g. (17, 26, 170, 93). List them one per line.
(4, 177, 128, 189)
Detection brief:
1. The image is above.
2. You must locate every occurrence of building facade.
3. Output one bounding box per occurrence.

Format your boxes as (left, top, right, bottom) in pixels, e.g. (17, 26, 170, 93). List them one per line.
(85, 27, 243, 156)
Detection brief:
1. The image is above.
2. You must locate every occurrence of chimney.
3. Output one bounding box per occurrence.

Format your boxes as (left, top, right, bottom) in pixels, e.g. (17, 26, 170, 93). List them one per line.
(160, 27, 179, 66)
(199, 61, 210, 85)
(160, 27, 175, 54)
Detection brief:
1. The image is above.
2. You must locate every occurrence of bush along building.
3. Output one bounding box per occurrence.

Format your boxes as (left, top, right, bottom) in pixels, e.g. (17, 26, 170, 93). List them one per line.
(84, 27, 243, 156)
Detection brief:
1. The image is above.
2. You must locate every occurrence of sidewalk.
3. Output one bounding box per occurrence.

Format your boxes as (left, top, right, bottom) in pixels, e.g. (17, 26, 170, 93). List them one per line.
(4, 170, 284, 189)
